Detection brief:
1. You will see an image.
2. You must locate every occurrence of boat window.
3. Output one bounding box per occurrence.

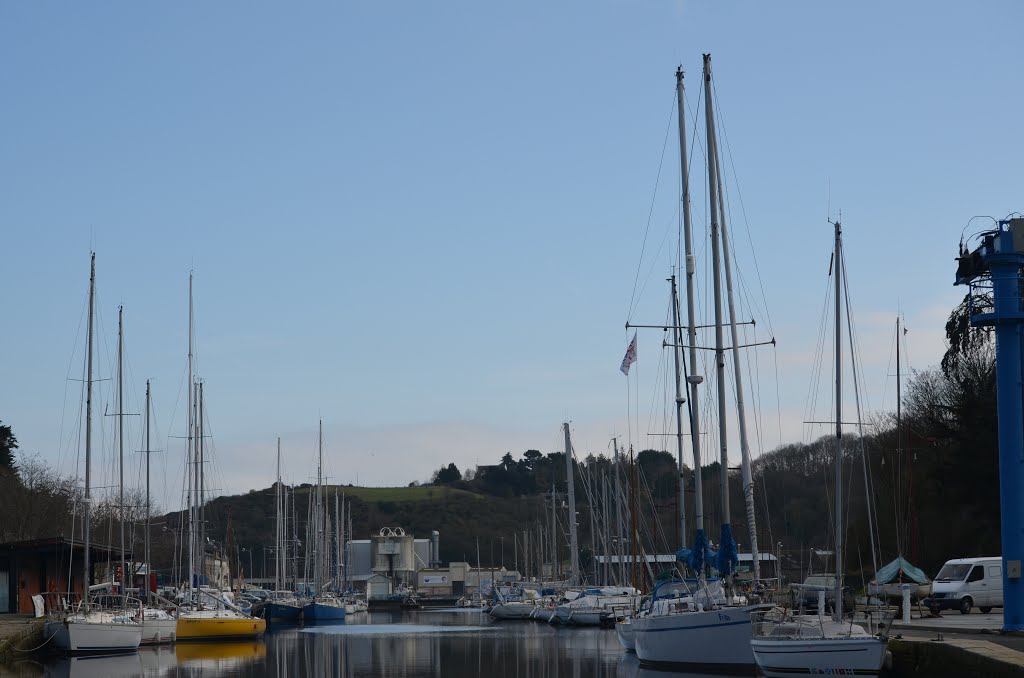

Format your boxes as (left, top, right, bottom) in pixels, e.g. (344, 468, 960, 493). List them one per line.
(935, 563, 971, 581)
(989, 565, 1002, 578)
(967, 566, 985, 583)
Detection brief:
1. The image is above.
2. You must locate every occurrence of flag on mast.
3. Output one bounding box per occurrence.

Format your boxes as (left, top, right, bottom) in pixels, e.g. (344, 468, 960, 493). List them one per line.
(620, 332, 637, 375)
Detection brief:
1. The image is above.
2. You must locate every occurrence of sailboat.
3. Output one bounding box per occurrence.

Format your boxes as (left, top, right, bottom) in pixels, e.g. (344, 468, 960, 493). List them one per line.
(302, 420, 346, 622)
(44, 254, 144, 653)
(112, 317, 176, 646)
(175, 273, 267, 642)
(630, 56, 772, 673)
(749, 222, 891, 677)
(867, 318, 932, 605)
(264, 438, 303, 623)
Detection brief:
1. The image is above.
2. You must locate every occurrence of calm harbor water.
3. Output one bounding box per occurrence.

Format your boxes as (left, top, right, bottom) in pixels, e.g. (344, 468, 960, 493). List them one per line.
(0, 609, 904, 678)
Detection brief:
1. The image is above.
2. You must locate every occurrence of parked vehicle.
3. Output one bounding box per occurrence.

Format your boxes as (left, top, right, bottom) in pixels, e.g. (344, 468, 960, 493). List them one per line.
(926, 557, 1002, 614)
(789, 575, 854, 613)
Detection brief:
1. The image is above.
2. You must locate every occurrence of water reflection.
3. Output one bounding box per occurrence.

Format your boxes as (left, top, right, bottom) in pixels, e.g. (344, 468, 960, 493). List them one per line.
(3, 610, 723, 678)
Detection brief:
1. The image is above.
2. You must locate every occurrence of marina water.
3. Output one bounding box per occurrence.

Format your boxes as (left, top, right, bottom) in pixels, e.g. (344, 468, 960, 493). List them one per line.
(2, 609, 921, 677)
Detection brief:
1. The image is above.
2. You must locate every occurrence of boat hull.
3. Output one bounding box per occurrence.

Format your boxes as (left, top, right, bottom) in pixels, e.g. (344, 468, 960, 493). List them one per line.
(868, 581, 932, 600)
(265, 602, 303, 623)
(633, 606, 759, 672)
(550, 606, 605, 626)
(302, 601, 346, 622)
(176, 614, 266, 641)
(141, 617, 178, 645)
(45, 619, 143, 653)
(489, 603, 539, 620)
(616, 619, 636, 652)
(751, 636, 888, 678)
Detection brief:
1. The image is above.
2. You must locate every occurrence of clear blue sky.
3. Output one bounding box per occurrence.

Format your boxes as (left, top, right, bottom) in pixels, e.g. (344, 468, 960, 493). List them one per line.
(2, 2, 1020, 511)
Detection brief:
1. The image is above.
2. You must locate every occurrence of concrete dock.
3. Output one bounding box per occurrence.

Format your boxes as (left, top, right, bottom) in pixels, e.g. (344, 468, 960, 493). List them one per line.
(0, 614, 45, 663)
(890, 610, 1024, 676)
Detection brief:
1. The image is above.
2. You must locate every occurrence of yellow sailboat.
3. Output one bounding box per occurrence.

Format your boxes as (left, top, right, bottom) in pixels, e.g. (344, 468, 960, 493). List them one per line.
(174, 274, 266, 643)
(175, 609, 266, 641)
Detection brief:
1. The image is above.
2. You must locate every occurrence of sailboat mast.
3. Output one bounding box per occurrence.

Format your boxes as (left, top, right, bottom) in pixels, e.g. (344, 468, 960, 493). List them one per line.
(703, 55, 731, 535)
(676, 66, 704, 537)
(276, 438, 282, 592)
(669, 275, 688, 547)
(335, 492, 340, 589)
(117, 306, 127, 594)
(144, 380, 151, 599)
(613, 438, 624, 586)
(563, 423, 579, 587)
(709, 88, 761, 582)
(186, 272, 194, 598)
(316, 419, 323, 596)
(84, 254, 96, 592)
(199, 382, 206, 590)
(833, 219, 844, 620)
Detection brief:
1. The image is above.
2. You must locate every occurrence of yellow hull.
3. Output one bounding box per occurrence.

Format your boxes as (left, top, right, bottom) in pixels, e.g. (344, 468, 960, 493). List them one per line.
(175, 640, 267, 661)
(175, 616, 266, 641)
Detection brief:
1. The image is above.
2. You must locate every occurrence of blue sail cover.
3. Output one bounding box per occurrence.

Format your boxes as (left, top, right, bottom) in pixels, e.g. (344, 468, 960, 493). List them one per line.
(676, 528, 715, 573)
(716, 523, 738, 576)
(874, 556, 930, 585)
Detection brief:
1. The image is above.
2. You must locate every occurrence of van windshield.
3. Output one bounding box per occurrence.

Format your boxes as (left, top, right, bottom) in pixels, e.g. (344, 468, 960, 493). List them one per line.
(936, 564, 971, 581)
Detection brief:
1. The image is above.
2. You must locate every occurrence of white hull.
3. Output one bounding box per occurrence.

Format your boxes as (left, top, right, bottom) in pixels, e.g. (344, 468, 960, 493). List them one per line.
(45, 618, 143, 653)
(751, 636, 888, 678)
(141, 617, 178, 645)
(550, 606, 605, 626)
(633, 606, 758, 672)
(616, 618, 635, 652)
(868, 581, 931, 600)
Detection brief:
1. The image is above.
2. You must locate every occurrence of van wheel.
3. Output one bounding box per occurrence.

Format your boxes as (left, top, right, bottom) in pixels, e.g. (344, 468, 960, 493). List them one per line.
(980, 606, 993, 614)
(959, 597, 973, 614)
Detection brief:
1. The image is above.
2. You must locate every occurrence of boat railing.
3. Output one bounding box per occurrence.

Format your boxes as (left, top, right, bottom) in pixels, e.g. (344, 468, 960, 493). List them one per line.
(39, 592, 144, 620)
(140, 590, 180, 613)
(750, 605, 897, 640)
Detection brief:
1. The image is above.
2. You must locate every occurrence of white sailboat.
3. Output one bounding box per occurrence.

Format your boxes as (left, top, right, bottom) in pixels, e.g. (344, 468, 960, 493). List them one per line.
(139, 380, 178, 645)
(749, 222, 890, 677)
(631, 56, 772, 673)
(44, 254, 144, 653)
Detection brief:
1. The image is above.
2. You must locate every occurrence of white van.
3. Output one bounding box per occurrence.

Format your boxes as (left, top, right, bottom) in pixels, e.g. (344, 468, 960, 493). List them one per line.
(928, 557, 1003, 614)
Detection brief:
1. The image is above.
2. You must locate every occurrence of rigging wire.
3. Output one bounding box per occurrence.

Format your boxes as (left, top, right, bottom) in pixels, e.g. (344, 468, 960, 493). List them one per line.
(627, 91, 681, 323)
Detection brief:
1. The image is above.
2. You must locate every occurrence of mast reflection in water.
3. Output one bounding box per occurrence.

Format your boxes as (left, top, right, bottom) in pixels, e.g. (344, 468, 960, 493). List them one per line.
(12, 610, 722, 678)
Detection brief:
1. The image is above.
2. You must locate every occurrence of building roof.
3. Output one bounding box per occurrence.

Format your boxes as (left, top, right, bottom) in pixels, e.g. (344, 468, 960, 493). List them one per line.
(0, 536, 130, 558)
(595, 552, 776, 565)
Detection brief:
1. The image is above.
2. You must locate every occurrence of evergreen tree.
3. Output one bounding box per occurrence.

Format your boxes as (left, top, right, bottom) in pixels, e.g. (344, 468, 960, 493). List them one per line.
(0, 421, 17, 472)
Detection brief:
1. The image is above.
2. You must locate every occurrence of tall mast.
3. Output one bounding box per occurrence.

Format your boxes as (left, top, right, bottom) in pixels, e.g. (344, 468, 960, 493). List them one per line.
(117, 305, 126, 594)
(144, 380, 152, 599)
(703, 54, 731, 544)
(896, 315, 902, 556)
(676, 65, 705, 539)
(198, 382, 206, 590)
(84, 254, 96, 592)
(316, 419, 323, 597)
(833, 219, 844, 620)
(186, 272, 194, 598)
(629, 446, 639, 591)
(563, 423, 579, 587)
(335, 492, 341, 588)
(612, 437, 625, 586)
(276, 438, 282, 591)
(707, 64, 761, 582)
(669, 275, 688, 547)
